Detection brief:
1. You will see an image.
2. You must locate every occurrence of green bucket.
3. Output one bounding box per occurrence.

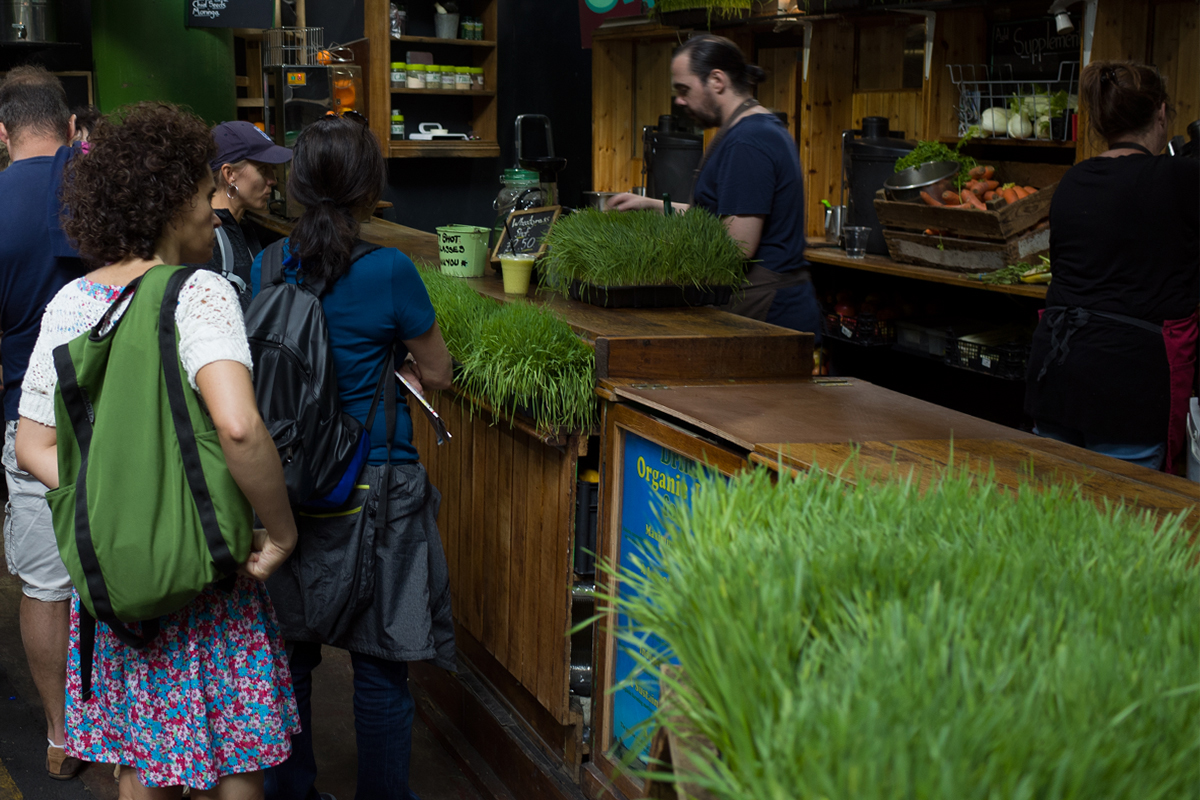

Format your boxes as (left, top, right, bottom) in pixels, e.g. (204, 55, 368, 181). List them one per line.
(437, 225, 489, 278)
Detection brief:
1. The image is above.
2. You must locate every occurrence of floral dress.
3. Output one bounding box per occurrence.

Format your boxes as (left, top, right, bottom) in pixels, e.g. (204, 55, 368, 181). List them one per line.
(19, 270, 300, 790)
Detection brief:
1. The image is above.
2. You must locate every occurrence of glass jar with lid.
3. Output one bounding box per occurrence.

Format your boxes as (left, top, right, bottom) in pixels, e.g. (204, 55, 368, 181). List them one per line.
(491, 168, 545, 250)
(426, 65, 441, 89)
(441, 67, 457, 90)
(390, 62, 407, 88)
(390, 110, 405, 140)
(406, 63, 426, 89)
(469, 67, 485, 91)
(455, 66, 471, 91)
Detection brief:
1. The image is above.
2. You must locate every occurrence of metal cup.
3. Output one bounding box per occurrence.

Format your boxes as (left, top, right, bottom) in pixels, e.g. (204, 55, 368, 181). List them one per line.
(824, 205, 846, 243)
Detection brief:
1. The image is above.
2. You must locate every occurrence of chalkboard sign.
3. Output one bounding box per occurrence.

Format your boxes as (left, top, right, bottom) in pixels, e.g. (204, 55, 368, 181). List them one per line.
(188, 0, 273, 29)
(990, 15, 1081, 80)
(490, 206, 562, 263)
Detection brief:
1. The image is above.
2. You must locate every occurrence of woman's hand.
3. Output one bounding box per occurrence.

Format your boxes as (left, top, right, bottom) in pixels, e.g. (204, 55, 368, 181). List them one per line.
(398, 358, 425, 398)
(241, 527, 296, 581)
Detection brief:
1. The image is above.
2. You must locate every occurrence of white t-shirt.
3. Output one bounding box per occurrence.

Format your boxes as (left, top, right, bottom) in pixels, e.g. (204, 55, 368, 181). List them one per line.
(19, 268, 253, 426)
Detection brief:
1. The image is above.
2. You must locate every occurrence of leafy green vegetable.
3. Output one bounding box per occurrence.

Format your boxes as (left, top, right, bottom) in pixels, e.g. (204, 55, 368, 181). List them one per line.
(600, 457, 1199, 800)
(540, 208, 745, 292)
(893, 127, 980, 186)
(415, 263, 597, 432)
(979, 254, 1051, 284)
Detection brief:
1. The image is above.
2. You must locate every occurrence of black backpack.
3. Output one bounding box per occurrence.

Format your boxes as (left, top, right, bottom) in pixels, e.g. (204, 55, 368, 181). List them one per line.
(245, 239, 391, 507)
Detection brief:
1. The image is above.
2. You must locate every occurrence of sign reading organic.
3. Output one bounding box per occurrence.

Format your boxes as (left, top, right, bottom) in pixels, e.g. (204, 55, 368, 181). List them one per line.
(188, 0, 273, 29)
(490, 206, 561, 263)
(611, 432, 697, 763)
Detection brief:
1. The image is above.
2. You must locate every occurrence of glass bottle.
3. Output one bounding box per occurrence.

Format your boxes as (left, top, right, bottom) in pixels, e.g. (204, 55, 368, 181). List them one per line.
(390, 110, 405, 140)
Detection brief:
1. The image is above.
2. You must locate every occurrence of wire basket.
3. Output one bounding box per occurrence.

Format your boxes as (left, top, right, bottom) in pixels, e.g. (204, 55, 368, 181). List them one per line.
(263, 27, 325, 67)
(948, 62, 1079, 142)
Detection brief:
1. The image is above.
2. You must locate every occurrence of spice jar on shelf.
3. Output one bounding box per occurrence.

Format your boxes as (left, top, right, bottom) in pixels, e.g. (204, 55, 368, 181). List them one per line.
(406, 63, 426, 89)
(455, 66, 471, 91)
(390, 62, 407, 89)
(469, 67, 485, 91)
(426, 65, 441, 90)
(441, 67, 456, 91)
(390, 110, 405, 140)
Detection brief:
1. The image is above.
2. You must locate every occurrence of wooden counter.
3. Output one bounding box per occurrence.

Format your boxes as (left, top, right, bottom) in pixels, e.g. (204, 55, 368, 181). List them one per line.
(805, 238, 1048, 299)
(246, 211, 441, 264)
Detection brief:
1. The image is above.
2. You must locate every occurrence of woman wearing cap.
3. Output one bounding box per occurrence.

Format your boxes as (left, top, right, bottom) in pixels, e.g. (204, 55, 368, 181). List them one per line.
(1025, 61, 1198, 473)
(200, 121, 292, 309)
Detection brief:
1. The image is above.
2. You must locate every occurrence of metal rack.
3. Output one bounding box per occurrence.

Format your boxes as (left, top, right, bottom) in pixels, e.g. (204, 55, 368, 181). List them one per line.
(263, 27, 324, 67)
(948, 62, 1080, 142)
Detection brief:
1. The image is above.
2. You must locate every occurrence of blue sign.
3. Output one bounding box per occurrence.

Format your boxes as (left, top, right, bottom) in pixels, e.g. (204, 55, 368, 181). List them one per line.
(610, 432, 699, 762)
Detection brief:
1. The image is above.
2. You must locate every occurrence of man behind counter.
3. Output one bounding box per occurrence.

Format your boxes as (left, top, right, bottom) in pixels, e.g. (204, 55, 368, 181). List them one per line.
(609, 33, 821, 339)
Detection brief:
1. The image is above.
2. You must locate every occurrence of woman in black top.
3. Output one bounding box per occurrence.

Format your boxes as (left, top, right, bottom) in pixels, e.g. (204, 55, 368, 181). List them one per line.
(200, 121, 293, 309)
(1026, 61, 1199, 473)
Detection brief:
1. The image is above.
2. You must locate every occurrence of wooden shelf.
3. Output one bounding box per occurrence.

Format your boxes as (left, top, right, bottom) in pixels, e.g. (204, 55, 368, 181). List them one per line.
(804, 239, 1048, 299)
(393, 34, 496, 47)
(390, 88, 495, 97)
(943, 137, 1076, 148)
(235, 98, 264, 108)
(388, 140, 500, 158)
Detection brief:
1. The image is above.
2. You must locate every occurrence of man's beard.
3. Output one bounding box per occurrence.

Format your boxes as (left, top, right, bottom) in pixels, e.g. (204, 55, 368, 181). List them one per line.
(683, 102, 721, 129)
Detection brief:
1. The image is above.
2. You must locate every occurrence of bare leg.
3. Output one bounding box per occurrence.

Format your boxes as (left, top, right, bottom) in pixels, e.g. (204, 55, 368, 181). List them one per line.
(192, 770, 264, 800)
(19, 595, 69, 743)
(117, 765, 184, 800)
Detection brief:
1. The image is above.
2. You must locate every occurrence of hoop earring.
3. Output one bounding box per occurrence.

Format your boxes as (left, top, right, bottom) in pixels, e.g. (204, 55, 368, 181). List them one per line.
(226, 182, 239, 200)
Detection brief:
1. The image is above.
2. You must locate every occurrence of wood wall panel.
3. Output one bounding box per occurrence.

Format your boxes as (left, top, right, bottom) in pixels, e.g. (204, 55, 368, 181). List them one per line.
(1152, 2, 1200, 142)
(1076, 0, 1150, 160)
(857, 24, 907, 91)
(799, 20, 856, 238)
(922, 8, 988, 144)
(852, 90, 922, 139)
(758, 47, 800, 140)
(634, 41, 675, 159)
(414, 394, 577, 726)
(593, 39, 635, 192)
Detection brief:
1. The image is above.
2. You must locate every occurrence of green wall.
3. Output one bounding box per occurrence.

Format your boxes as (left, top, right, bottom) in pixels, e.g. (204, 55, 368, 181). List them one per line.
(92, 0, 235, 123)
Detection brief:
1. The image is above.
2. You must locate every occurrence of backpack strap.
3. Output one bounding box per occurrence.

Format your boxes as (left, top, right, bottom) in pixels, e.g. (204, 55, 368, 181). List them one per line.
(158, 267, 241, 580)
(215, 226, 248, 298)
(261, 239, 287, 288)
(362, 349, 396, 543)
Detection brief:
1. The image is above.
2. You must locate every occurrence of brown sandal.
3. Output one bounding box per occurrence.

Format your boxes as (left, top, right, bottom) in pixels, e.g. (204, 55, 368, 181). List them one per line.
(46, 744, 84, 780)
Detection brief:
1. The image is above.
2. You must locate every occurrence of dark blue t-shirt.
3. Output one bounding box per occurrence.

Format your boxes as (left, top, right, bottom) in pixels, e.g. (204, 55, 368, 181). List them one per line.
(251, 241, 437, 464)
(0, 148, 84, 421)
(692, 113, 806, 275)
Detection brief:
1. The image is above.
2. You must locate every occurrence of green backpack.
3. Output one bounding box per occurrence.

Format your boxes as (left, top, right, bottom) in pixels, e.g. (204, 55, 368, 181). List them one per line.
(47, 265, 253, 695)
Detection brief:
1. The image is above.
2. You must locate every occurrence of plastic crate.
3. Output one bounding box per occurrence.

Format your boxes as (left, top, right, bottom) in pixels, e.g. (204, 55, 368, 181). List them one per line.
(894, 320, 952, 358)
(944, 338, 1030, 380)
(824, 311, 896, 346)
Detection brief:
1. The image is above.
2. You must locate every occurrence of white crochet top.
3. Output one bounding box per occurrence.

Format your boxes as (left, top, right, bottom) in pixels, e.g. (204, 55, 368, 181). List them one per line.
(19, 269, 253, 427)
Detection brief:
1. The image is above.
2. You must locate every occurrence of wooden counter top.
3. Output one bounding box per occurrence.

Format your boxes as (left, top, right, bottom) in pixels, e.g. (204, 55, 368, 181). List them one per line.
(247, 211, 440, 264)
(805, 238, 1048, 299)
(464, 272, 816, 382)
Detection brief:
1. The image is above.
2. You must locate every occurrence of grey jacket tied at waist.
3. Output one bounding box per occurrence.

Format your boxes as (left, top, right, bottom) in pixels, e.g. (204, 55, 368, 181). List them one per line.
(266, 462, 456, 671)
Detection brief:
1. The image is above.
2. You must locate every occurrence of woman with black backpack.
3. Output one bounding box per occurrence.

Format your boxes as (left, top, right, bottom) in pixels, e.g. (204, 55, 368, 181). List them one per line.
(248, 113, 455, 800)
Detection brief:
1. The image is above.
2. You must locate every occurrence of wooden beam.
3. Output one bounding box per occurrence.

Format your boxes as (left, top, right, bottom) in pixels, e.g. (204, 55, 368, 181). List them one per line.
(799, 19, 855, 238)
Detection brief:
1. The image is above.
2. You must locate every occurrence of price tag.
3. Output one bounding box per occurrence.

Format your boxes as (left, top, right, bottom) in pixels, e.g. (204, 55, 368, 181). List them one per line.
(841, 325, 853, 339)
(981, 356, 992, 369)
(491, 206, 561, 263)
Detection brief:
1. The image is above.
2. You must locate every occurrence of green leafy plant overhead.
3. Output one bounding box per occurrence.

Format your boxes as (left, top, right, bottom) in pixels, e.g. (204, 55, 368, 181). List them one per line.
(540, 208, 745, 293)
(650, 0, 752, 18)
(600, 457, 1198, 800)
(416, 264, 597, 433)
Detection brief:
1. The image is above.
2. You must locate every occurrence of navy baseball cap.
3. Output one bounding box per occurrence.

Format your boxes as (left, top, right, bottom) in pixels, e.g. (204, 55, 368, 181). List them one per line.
(210, 121, 293, 170)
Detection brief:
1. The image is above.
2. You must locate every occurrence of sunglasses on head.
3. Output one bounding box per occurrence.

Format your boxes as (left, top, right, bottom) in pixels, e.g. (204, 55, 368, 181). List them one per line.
(322, 109, 369, 126)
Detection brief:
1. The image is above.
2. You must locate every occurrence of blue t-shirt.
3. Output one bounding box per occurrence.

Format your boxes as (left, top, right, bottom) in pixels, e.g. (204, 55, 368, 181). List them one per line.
(692, 113, 806, 275)
(0, 148, 84, 421)
(251, 241, 437, 464)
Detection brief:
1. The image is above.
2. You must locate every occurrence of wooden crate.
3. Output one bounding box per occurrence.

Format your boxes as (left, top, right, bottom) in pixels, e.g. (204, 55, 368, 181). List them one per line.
(884, 224, 1049, 273)
(872, 182, 1057, 241)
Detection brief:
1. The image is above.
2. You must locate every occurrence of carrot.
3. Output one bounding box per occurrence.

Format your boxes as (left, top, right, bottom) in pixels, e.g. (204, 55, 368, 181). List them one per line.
(983, 165, 995, 180)
(920, 190, 944, 207)
(965, 180, 986, 195)
(1002, 187, 1019, 205)
(960, 189, 987, 210)
(969, 166, 986, 180)
(983, 190, 997, 201)
(1013, 186, 1030, 200)
(983, 180, 1000, 192)
(1023, 185, 1037, 194)
(942, 190, 962, 205)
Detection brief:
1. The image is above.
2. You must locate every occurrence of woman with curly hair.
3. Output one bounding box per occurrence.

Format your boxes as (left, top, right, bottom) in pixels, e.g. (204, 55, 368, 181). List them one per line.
(15, 102, 300, 799)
